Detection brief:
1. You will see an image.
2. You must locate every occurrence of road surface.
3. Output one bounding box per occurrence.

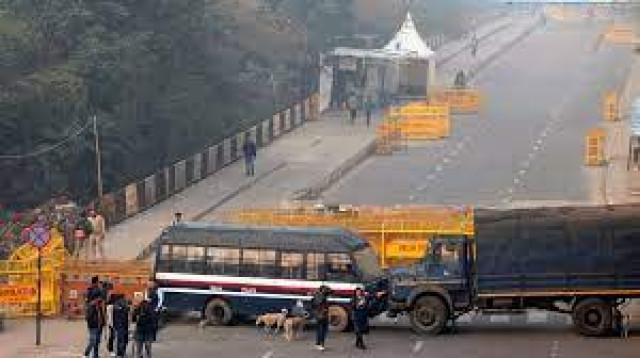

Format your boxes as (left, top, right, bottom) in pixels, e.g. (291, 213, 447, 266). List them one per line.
(324, 20, 636, 208)
(6, 313, 640, 358)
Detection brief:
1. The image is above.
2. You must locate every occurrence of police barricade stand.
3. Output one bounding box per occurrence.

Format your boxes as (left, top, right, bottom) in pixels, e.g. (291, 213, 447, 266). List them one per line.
(604, 26, 635, 45)
(604, 92, 619, 122)
(428, 88, 483, 115)
(585, 128, 607, 167)
(61, 260, 151, 319)
(392, 103, 450, 141)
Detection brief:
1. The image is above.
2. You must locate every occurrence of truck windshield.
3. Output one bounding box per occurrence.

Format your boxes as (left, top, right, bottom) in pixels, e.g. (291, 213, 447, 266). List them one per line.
(424, 242, 463, 277)
(354, 247, 384, 280)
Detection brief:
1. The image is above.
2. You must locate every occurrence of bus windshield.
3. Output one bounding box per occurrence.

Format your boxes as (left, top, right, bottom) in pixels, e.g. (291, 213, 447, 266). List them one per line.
(353, 246, 383, 280)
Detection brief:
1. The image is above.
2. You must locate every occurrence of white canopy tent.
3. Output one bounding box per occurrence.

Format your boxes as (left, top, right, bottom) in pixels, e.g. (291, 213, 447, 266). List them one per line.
(327, 12, 437, 107)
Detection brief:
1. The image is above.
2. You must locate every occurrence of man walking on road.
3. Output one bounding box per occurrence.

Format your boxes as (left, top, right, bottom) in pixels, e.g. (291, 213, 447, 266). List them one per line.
(242, 139, 257, 177)
(88, 208, 106, 259)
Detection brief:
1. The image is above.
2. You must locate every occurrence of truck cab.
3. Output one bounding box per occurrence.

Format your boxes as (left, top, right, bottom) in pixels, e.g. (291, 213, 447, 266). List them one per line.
(388, 236, 474, 334)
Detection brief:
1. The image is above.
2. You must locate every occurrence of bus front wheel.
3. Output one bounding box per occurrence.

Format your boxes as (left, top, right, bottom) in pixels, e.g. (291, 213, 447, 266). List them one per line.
(205, 298, 233, 326)
(328, 305, 350, 332)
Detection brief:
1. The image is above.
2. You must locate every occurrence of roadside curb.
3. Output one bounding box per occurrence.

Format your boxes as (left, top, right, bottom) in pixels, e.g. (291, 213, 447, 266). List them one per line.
(292, 139, 377, 201)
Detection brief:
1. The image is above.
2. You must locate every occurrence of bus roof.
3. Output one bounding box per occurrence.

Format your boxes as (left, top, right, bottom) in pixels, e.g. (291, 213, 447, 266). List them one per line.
(159, 222, 369, 253)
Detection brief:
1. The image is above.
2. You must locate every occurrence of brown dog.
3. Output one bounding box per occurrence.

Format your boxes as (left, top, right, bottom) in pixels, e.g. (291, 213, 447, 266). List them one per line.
(256, 312, 287, 333)
(283, 316, 306, 341)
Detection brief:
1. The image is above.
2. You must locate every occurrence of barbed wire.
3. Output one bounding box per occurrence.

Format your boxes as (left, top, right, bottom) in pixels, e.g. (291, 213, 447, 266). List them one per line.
(0, 118, 93, 160)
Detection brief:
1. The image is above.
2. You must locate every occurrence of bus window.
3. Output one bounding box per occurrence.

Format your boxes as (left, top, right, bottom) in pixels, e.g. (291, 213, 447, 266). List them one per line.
(241, 249, 277, 278)
(207, 247, 240, 275)
(172, 245, 206, 273)
(306, 253, 326, 281)
(280, 252, 304, 279)
(326, 253, 355, 282)
(157, 244, 172, 272)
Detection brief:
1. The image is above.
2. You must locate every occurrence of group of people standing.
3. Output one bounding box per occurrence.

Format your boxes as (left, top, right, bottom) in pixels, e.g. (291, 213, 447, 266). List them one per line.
(83, 276, 160, 358)
(73, 208, 106, 260)
(310, 285, 378, 351)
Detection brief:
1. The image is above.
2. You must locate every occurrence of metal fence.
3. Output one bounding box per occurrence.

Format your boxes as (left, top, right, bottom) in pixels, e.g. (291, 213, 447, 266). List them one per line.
(96, 94, 318, 227)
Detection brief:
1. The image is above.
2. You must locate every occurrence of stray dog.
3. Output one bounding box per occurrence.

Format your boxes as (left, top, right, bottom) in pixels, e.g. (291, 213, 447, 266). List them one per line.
(283, 316, 306, 341)
(256, 311, 287, 334)
(621, 313, 631, 338)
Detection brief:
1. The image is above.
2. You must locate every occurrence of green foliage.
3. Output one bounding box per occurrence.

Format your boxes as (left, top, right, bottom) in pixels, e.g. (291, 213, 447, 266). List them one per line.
(0, 0, 333, 209)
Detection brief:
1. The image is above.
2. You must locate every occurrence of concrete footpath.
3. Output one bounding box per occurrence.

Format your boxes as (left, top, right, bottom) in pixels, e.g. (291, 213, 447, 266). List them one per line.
(104, 13, 543, 260)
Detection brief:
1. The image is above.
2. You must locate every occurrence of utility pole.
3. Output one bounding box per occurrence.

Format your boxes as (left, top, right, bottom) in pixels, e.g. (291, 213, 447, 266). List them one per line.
(92, 115, 103, 199)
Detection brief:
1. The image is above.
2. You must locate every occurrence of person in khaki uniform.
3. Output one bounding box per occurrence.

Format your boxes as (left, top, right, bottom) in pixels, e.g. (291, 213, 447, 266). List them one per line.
(88, 209, 106, 259)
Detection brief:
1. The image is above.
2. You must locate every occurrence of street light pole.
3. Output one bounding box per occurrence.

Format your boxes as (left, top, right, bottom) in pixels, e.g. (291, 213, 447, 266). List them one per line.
(92, 115, 104, 199)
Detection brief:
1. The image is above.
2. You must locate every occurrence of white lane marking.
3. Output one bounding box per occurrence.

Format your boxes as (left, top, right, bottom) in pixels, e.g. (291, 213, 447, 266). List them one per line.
(490, 315, 510, 323)
(457, 142, 465, 149)
(533, 146, 540, 151)
(427, 174, 436, 180)
(507, 187, 514, 194)
(435, 165, 443, 172)
(412, 341, 424, 353)
(537, 139, 543, 145)
(417, 185, 426, 191)
(513, 177, 520, 184)
(443, 157, 450, 164)
(519, 169, 527, 176)
(409, 195, 415, 201)
(262, 351, 274, 358)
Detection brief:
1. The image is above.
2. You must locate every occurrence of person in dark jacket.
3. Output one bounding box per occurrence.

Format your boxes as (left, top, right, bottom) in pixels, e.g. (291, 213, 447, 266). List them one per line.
(112, 295, 130, 358)
(242, 139, 257, 176)
(133, 299, 155, 357)
(85, 276, 104, 303)
(84, 297, 106, 358)
(351, 288, 369, 350)
(311, 285, 331, 351)
(146, 279, 160, 341)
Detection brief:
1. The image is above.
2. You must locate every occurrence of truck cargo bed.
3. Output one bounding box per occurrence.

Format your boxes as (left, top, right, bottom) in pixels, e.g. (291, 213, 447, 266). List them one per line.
(474, 205, 640, 296)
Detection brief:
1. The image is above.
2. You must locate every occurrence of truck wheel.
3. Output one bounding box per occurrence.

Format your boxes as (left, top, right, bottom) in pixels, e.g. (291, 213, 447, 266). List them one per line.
(410, 296, 448, 335)
(572, 299, 612, 336)
(328, 305, 350, 332)
(205, 298, 233, 326)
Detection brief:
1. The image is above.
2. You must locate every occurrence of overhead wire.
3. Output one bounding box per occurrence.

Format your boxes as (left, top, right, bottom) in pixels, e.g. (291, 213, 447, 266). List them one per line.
(0, 118, 93, 160)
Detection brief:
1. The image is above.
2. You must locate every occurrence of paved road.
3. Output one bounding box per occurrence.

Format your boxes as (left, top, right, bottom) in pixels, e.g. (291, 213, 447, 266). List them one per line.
(324, 20, 636, 208)
(6, 315, 640, 358)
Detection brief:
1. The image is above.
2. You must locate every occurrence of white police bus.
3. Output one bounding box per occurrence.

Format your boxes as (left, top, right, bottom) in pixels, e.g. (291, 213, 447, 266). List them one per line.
(154, 223, 383, 331)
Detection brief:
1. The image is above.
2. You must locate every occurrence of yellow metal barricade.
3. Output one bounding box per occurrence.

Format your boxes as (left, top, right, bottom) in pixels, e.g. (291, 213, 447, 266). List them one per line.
(604, 25, 635, 45)
(0, 260, 60, 317)
(388, 103, 451, 141)
(227, 205, 474, 268)
(429, 88, 482, 114)
(603, 92, 619, 122)
(585, 128, 606, 166)
(0, 228, 66, 317)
